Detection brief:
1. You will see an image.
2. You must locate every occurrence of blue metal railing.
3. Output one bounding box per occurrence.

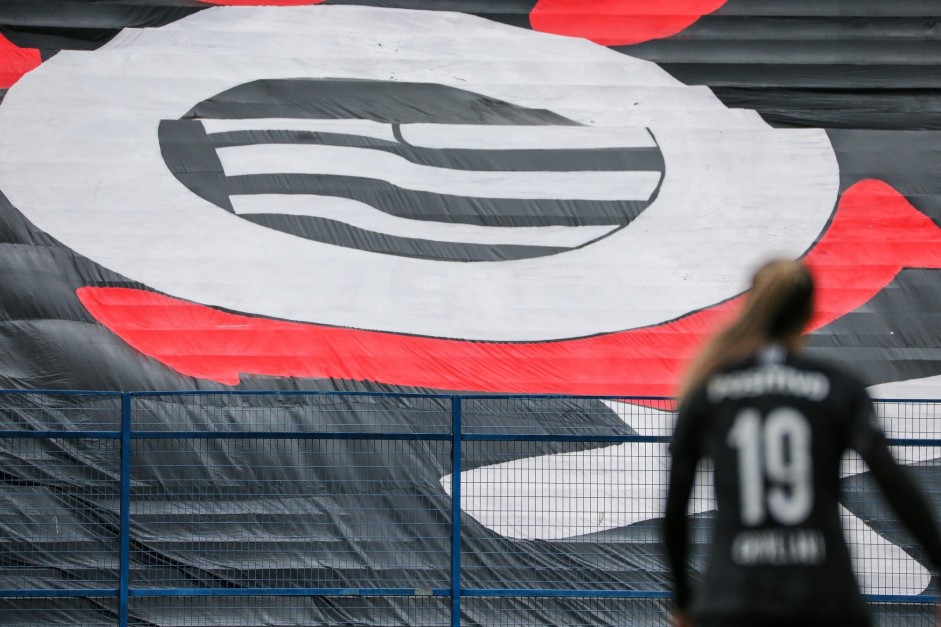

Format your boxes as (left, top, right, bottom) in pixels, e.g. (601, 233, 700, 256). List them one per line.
(0, 390, 938, 626)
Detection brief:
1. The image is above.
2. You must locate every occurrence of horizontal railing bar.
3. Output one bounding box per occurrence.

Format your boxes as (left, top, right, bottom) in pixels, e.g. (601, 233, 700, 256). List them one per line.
(128, 587, 451, 597)
(0, 589, 118, 598)
(885, 438, 941, 447)
(2, 432, 939, 447)
(0, 389, 123, 397)
(864, 594, 939, 604)
(3, 389, 940, 405)
(463, 433, 671, 443)
(0, 430, 120, 439)
(127, 390, 453, 400)
(462, 590, 939, 603)
(457, 394, 676, 401)
(130, 431, 451, 441)
(1, 588, 934, 604)
(461, 589, 672, 599)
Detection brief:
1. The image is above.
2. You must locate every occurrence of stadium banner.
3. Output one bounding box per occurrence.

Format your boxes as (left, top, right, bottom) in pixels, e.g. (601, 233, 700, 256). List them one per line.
(1, 1, 940, 624)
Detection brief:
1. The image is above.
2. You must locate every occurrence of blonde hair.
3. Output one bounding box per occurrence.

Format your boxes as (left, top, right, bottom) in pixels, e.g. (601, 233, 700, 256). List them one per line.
(679, 259, 815, 400)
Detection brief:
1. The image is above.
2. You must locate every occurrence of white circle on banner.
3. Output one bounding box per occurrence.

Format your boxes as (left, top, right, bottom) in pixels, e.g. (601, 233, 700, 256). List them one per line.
(0, 5, 838, 341)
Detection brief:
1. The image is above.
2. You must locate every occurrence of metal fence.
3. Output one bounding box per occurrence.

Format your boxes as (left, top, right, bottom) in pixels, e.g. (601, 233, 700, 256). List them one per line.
(0, 390, 939, 626)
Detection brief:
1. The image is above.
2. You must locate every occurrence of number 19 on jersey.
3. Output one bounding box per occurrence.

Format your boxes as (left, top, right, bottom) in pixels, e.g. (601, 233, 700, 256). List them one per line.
(727, 408, 814, 526)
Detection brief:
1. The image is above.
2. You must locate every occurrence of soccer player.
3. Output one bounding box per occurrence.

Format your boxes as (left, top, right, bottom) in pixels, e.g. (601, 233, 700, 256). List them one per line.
(663, 259, 941, 627)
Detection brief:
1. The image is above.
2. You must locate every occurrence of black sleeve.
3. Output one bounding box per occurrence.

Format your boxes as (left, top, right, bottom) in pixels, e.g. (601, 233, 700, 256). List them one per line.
(663, 389, 707, 611)
(850, 389, 941, 576)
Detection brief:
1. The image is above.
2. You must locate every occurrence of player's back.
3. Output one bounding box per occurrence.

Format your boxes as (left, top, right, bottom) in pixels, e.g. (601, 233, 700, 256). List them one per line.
(680, 346, 871, 623)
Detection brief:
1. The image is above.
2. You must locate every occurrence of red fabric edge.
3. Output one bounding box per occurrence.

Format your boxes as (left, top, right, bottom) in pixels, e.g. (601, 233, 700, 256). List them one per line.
(530, 0, 728, 46)
(77, 180, 941, 393)
(0, 34, 42, 89)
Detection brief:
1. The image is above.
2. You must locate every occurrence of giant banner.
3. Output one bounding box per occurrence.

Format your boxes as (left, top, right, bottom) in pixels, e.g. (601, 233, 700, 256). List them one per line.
(1, 2, 940, 624)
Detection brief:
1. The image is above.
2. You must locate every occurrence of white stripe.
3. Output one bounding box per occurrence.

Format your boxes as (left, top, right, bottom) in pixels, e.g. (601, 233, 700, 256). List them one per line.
(216, 144, 661, 201)
(201, 118, 656, 151)
(231, 194, 615, 248)
(400, 124, 657, 150)
(448, 398, 932, 594)
(841, 504, 930, 595)
(200, 118, 398, 143)
(601, 400, 675, 436)
(870, 379, 941, 465)
(869, 374, 941, 401)
(439, 442, 713, 541)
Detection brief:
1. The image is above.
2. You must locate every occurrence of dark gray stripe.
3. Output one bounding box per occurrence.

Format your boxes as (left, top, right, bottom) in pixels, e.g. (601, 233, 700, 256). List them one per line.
(326, 0, 536, 13)
(624, 38, 941, 66)
(208, 129, 666, 174)
(827, 129, 941, 222)
(806, 268, 941, 383)
(620, 6, 941, 129)
(185, 79, 578, 126)
(240, 213, 566, 262)
(709, 88, 941, 131)
(0, 2, 204, 51)
(158, 120, 233, 212)
(227, 174, 653, 227)
(645, 63, 941, 89)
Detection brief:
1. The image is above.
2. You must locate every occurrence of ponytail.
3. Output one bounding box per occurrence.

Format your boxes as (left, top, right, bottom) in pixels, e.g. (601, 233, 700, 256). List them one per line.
(679, 259, 815, 401)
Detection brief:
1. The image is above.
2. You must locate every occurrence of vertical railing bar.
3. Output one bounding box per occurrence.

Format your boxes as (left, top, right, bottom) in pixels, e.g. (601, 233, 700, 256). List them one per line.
(119, 393, 131, 627)
(450, 396, 462, 627)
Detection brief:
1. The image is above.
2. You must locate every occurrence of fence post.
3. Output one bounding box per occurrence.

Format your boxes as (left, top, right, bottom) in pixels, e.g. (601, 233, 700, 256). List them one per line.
(119, 393, 131, 627)
(450, 396, 462, 627)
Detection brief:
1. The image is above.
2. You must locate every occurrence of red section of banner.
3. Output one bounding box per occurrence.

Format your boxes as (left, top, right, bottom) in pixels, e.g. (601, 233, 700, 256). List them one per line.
(530, 0, 727, 46)
(199, 0, 325, 5)
(0, 34, 41, 89)
(804, 180, 941, 329)
(78, 180, 941, 394)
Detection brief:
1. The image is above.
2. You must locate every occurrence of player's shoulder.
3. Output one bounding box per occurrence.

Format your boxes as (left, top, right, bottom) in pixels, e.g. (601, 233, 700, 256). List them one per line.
(786, 352, 870, 398)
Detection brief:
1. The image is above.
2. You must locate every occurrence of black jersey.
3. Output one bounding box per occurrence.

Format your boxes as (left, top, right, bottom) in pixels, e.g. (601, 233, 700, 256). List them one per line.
(664, 346, 941, 624)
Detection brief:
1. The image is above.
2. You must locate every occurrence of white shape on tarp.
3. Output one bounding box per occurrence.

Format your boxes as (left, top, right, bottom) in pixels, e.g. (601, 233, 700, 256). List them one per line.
(0, 5, 838, 341)
(443, 383, 941, 596)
